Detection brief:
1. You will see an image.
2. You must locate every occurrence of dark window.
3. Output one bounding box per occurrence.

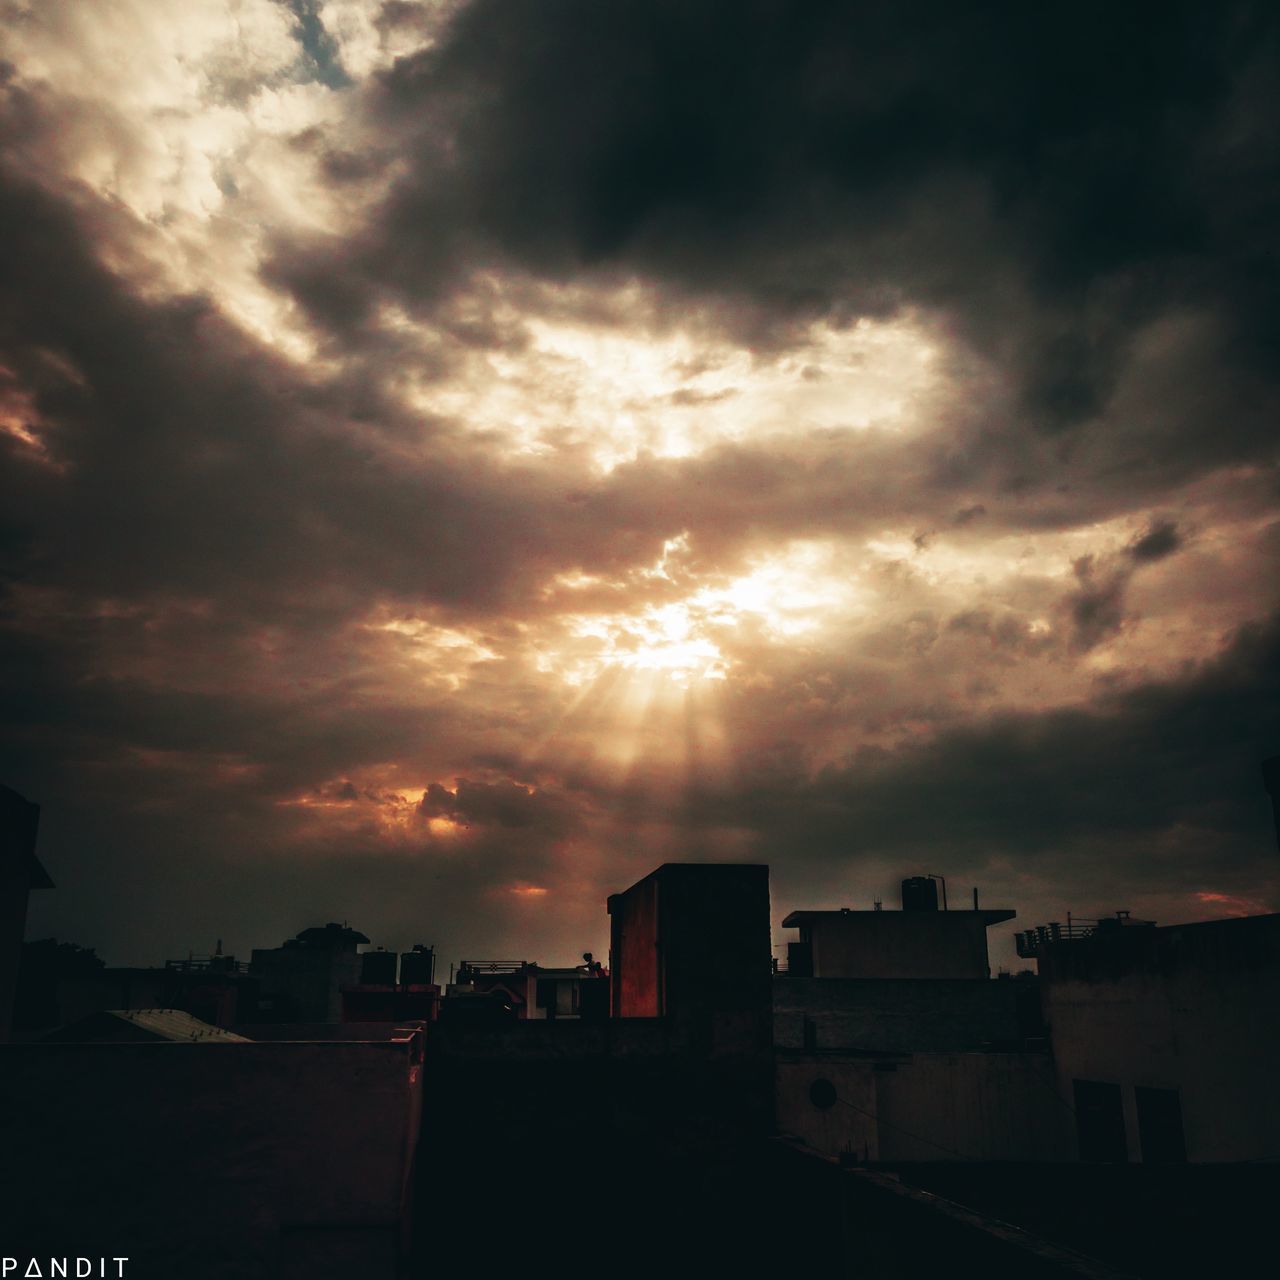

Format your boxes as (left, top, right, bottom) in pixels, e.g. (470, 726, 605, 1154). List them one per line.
(1073, 1079, 1127, 1162)
(1135, 1086, 1187, 1163)
(535, 978, 557, 1019)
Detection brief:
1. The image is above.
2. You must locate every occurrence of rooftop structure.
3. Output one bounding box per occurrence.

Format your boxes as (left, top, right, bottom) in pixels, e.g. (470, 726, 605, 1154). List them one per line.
(446, 958, 607, 1020)
(782, 878, 1014, 980)
(1014, 910, 1154, 959)
(608, 862, 772, 1053)
(249, 923, 369, 1023)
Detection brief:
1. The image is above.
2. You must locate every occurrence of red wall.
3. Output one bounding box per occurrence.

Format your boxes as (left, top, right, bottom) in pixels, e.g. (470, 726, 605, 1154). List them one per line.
(609, 873, 661, 1016)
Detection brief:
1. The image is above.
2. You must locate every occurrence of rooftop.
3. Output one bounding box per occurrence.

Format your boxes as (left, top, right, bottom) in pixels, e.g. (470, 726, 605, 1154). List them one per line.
(783, 908, 1016, 927)
(46, 1009, 251, 1043)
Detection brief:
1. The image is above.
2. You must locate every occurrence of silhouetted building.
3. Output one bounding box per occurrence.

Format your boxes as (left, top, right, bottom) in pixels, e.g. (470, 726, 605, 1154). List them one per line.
(608, 862, 772, 1054)
(343, 946, 442, 1023)
(12, 938, 104, 1033)
(773, 876, 1064, 1161)
(249, 923, 369, 1022)
(162, 948, 255, 1028)
(443, 959, 606, 1020)
(0, 785, 52, 1043)
(17, 945, 256, 1033)
(776, 878, 1029, 1055)
(436, 986, 518, 1025)
(1033, 911, 1280, 1162)
(445, 959, 534, 1019)
(782, 879, 1015, 980)
(342, 983, 440, 1023)
(1014, 908, 1155, 960)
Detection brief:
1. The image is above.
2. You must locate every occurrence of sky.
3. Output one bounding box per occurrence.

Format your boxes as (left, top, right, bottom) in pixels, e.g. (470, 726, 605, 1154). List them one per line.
(3, 0, 1279, 975)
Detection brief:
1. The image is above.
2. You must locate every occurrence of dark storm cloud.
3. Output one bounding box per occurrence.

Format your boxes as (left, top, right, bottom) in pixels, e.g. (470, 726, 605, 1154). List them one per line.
(276, 0, 1280, 480)
(4, 0, 1279, 970)
(418, 777, 575, 832)
(0, 163, 624, 619)
(1128, 519, 1182, 563)
(1, 141, 964, 635)
(720, 608, 1280, 901)
(1052, 518, 1189, 651)
(1064, 554, 1129, 652)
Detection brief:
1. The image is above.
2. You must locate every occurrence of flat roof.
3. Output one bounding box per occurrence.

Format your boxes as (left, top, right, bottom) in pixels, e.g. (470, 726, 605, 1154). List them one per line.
(782, 908, 1016, 927)
(608, 862, 770, 909)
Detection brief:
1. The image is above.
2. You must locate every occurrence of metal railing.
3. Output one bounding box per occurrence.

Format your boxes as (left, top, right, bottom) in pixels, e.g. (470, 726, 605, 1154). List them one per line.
(1015, 911, 1150, 958)
(1015, 921, 1099, 957)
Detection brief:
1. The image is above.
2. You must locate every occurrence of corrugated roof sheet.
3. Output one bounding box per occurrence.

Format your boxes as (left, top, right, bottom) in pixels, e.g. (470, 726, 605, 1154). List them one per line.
(106, 1009, 250, 1042)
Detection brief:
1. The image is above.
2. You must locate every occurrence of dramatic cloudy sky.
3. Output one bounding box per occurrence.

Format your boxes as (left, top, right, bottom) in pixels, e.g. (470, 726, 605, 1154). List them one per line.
(4, 0, 1279, 974)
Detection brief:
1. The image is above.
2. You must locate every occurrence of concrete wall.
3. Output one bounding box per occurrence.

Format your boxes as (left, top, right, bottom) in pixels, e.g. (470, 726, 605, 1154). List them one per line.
(0, 1034, 424, 1279)
(608, 863, 773, 1055)
(250, 946, 362, 1022)
(425, 1016, 776, 1134)
(609, 871, 661, 1016)
(236, 1021, 414, 1041)
(662, 864, 772, 1053)
(800, 910, 1007, 979)
(774, 977, 1024, 1052)
(776, 1058, 881, 1159)
(777, 1052, 1072, 1163)
(1041, 914, 1280, 1162)
(876, 1053, 1072, 1162)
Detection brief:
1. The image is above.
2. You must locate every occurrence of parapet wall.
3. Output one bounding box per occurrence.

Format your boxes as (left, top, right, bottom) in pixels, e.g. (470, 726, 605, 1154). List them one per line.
(775, 977, 1024, 1052)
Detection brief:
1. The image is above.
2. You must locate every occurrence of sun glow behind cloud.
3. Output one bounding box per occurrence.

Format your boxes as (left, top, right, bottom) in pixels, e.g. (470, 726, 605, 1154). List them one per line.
(535, 539, 862, 689)
(416, 287, 940, 472)
(4, 0, 1277, 977)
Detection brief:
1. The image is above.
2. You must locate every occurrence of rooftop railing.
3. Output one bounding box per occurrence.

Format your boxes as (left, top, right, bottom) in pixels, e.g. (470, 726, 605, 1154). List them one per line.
(1015, 911, 1152, 958)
